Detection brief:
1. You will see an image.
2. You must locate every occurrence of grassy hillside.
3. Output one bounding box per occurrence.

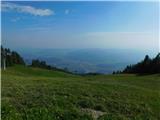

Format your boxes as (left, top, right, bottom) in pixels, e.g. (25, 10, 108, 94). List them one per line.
(2, 65, 160, 120)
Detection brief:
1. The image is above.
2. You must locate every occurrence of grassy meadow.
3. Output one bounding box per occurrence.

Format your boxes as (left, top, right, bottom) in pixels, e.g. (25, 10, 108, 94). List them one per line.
(1, 65, 160, 120)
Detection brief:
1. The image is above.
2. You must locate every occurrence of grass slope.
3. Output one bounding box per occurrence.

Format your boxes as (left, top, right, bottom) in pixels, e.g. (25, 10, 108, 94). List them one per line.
(2, 65, 160, 120)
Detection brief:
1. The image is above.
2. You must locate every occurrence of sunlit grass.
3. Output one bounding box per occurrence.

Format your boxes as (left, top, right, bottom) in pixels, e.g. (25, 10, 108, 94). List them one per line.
(2, 65, 160, 120)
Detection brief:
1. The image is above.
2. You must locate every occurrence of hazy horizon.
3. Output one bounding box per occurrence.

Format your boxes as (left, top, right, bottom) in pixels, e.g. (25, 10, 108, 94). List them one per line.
(8, 48, 157, 74)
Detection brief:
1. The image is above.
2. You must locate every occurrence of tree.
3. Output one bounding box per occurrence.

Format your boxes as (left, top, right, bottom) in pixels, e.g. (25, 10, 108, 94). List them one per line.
(1, 46, 25, 69)
(121, 53, 160, 74)
(1, 46, 6, 70)
(30, 59, 73, 74)
(11, 51, 25, 65)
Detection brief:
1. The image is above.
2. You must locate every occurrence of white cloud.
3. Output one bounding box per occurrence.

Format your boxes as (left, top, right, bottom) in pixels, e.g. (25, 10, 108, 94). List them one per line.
(65, 9, 69, 15)
(2, 2, 53, 16)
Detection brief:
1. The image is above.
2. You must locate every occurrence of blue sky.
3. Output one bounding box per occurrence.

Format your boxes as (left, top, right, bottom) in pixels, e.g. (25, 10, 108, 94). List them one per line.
(1, 1, 159, 51)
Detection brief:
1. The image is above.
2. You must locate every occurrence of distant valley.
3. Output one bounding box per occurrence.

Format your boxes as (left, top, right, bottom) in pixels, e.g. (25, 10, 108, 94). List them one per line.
(15, 48, 157, 74)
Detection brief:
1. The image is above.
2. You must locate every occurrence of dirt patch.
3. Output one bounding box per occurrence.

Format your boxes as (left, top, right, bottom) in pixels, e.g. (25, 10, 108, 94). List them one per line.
(81, 108, 105, 120)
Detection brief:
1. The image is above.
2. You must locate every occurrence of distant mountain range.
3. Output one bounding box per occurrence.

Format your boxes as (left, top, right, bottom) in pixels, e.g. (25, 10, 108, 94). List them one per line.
(14, 48, 157, 74)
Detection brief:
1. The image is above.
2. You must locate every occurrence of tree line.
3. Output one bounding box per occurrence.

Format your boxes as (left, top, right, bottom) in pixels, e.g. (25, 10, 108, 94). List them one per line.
(30, 59, 73, 74)
(113, 53, 160, 74)
(2, 46, 159, 74)
(1, 46, 25, 69)
(1, 46, 72, 74)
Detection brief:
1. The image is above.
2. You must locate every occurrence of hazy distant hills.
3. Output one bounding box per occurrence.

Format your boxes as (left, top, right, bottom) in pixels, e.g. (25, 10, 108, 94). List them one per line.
(15, 48, 157, 74)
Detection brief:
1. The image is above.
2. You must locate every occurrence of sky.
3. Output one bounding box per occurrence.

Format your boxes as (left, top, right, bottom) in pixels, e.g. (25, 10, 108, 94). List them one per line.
(1, 1, 159, 52)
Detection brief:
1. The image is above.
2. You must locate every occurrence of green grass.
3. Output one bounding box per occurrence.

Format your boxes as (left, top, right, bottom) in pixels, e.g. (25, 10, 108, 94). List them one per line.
(2, 65, 160, 120)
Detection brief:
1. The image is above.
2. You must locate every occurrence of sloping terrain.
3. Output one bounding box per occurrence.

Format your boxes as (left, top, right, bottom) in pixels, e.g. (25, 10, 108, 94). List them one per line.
(1, 65, 160, 120)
